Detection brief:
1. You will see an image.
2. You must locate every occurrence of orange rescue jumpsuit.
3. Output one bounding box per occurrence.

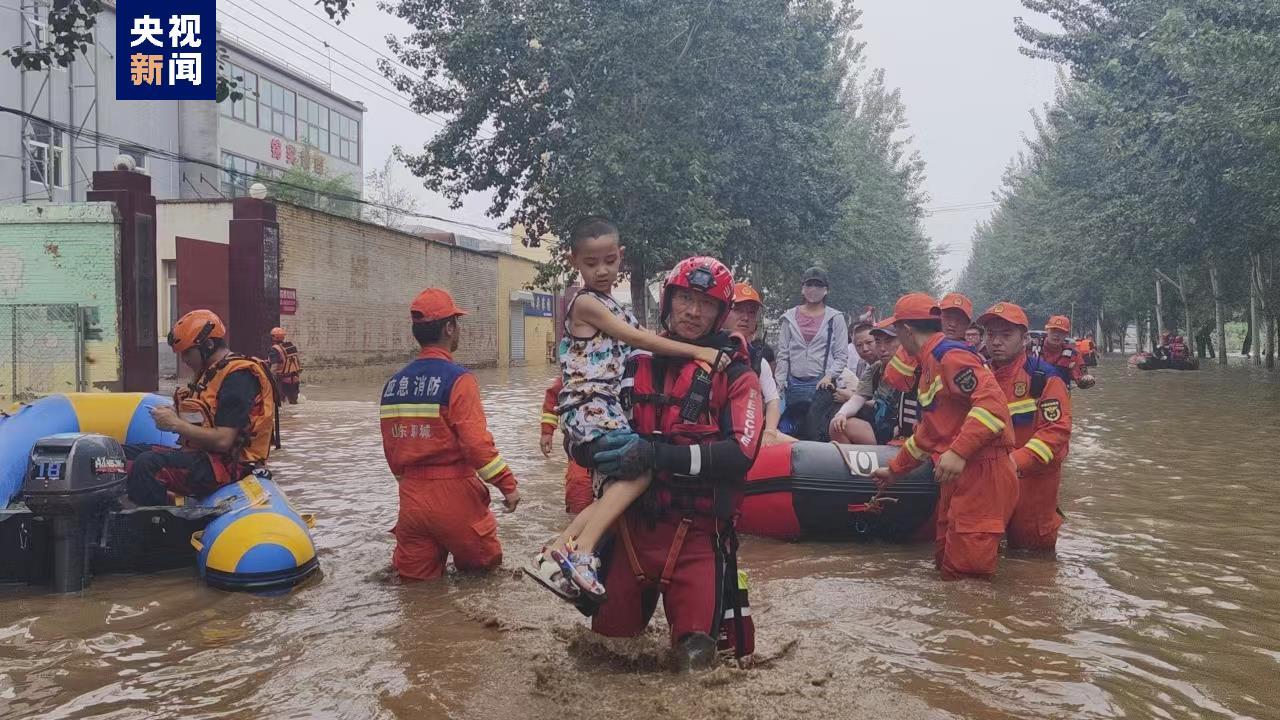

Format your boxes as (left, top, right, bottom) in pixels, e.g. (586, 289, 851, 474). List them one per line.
(1040, 341, 1085, 386)
(541, 379, 593, 515)
(883, 346, 919, 392)
(993, 353, 1072, 552)
(380, 347, 518, 580)
(889, 335, 1018, 579)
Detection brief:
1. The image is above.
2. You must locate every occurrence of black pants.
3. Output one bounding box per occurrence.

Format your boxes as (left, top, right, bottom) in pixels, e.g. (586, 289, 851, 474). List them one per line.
(281, 380, 300, 404)
(123, 444, 220, 506)
(785, 387, 838, 442)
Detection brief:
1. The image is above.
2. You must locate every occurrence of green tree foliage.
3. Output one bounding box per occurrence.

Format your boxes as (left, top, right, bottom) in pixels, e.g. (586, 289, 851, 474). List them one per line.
(381, 0, 935, 317)
(960, 0, 1280, 357)
(258, 157, 361, 219)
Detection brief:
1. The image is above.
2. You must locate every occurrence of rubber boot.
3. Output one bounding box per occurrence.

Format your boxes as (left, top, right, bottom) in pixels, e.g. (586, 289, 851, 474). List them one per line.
(674, 632, 718, 673)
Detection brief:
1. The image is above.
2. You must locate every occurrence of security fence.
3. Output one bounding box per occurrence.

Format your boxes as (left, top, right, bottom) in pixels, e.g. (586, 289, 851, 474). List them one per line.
(0, 304, 86, 402)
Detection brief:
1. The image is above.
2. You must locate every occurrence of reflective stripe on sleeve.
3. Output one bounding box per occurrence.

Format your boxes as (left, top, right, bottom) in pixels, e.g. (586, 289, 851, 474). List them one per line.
(1026, 438, 1053, 464)
(967, 406, 1005, 433)
(478, 455, 509, 481)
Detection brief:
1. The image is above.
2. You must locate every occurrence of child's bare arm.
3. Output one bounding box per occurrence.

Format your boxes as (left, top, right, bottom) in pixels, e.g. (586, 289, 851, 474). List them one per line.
(575, 294, 720, 364)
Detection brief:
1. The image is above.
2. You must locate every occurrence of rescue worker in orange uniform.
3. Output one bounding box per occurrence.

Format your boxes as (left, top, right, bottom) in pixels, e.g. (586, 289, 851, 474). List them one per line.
(938, 292, 974, 343)
(125, 310, 277, 505)
(871, 293, 1018, 580)
(380, 289, 521, 580)
(1039, 316, 1096, 389)
(540, 377, 594, 515)
(979, 302, 1072, 553)
(268, 327, 303, 404)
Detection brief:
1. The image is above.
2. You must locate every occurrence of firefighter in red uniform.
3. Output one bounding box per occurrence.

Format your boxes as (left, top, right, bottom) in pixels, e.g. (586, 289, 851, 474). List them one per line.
(539, 377, 594, 515)
(979, 302, 1072, 553)
(586, 256, 763, 670)
(125, 310, 277, 505)
(380, 289, 521, 580)
(872, 293, 1018, 580)
(1039, 316, 1096, 389)
(268, 327, 303, 404)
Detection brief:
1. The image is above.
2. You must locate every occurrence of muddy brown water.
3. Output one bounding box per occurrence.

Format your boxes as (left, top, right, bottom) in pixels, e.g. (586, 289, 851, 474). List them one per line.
(2, 360, 1279, 719)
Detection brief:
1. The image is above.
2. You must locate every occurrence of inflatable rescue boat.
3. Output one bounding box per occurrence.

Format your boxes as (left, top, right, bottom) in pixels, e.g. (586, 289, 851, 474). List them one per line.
(740, 441, 937, 541)
(1130, 353, 1198, 371)
(0, 393, 317, 593)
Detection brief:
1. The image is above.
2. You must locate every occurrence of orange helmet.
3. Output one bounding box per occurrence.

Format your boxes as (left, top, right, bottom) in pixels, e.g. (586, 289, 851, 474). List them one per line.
(271, 327, 286, 341)
(733, 282, 763, 307)
(168, 310, 226, 354)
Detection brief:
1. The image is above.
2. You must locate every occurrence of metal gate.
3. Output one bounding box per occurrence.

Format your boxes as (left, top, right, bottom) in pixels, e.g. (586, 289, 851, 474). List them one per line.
(509, 301, 526, 365)
(0, 304, 86, 401)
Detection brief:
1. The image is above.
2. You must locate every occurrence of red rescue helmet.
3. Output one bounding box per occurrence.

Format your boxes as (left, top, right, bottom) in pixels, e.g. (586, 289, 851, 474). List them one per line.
(660, 256, 735, 332)
(270, 327, 286, 341)
(168, 309, 226, 354)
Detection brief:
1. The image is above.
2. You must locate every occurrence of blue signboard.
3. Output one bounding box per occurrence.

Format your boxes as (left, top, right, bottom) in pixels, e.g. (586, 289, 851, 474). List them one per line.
(527, 293, 555, 317)
(116, 0, 216, 100)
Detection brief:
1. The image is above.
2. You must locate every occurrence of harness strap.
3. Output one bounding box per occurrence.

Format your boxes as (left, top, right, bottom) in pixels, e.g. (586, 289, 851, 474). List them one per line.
(660, 517, 693, 588)
(618, 515, 649, 585)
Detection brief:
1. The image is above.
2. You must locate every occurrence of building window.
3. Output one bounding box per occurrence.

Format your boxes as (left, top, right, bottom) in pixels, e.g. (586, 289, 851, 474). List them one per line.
(331, 110, 359, 164)
(26, 121, 65, 187)
(26, 1, 47, 47)
(119, 144, 147, 169)
(219, 62, 258, 126)
(298, 96, 331, 154)
(221, 151, 262, 198)
(257, 78, 296, 141)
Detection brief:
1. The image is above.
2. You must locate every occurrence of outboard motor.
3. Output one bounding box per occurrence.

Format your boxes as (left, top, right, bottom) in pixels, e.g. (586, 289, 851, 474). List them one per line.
(21, 433, 127, 592)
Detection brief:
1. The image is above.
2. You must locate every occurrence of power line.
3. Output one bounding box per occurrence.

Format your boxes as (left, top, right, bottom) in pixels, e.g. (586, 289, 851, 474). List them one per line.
(0, 106, 516, 242)
(216, 14, 451, 132)
(217, 0, 460, 131)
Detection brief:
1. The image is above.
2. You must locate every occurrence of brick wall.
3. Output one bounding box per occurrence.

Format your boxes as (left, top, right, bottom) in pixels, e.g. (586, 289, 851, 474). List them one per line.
(0, 203, 122, 395)
(275, 203, 499, 376)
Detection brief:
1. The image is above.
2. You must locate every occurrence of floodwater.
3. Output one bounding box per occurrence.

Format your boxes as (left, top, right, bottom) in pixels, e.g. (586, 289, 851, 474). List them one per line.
(3, 359, 1279, 719)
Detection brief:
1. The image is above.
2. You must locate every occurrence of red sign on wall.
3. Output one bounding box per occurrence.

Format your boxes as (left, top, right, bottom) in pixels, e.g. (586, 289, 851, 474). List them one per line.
(280, 287, 298, 315)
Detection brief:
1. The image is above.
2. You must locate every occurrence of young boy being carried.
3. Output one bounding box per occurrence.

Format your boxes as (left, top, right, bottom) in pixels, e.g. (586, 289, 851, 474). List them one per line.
(525, 216, 727, 604)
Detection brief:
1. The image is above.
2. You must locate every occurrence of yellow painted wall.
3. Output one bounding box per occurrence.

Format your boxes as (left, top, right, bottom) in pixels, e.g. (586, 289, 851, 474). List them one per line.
(496, 253, 544, 366)
(525, 316, 554, 366)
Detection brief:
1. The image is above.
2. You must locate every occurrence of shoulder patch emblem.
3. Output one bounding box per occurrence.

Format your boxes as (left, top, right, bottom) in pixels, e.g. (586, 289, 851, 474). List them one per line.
(1041, 399, 1062, 423)
(954, 367, 978, 394)
(1013, 381, 1027, 398)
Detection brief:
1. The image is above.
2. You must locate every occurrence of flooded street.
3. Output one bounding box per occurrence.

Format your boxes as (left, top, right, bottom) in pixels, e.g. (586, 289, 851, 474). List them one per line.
(3, 360, 1280, 719)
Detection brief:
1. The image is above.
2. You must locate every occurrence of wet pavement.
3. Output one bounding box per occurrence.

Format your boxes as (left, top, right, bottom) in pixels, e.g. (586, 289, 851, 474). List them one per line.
(2, 359, 1278, 719)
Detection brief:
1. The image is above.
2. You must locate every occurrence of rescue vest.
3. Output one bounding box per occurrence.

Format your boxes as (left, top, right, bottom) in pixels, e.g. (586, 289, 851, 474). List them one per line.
(175, 354, 279, 466)
(1007, 355, 1054, 427)
(624, 333, 752, 519)
(272, 341, 303, 377)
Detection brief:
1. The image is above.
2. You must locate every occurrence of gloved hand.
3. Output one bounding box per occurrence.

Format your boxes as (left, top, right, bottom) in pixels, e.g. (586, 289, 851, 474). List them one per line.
(591, 430, 656, 479)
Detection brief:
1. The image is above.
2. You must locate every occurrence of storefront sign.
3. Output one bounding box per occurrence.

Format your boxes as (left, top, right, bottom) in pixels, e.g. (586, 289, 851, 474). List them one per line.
(280, 287, 297, 315)
(528, 293, 554, 317)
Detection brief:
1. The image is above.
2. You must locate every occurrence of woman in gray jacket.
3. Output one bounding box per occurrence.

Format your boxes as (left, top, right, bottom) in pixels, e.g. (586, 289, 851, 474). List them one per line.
(775, 266, 849, 438)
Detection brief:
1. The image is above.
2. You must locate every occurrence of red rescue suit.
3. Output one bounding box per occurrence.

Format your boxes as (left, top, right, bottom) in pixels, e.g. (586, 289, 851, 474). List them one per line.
(380, 347, 518, 580)
(888, 335, 1018, 579)
(993, 353, 1072, 552)
(592, 337, 763, 654)
(541, 378, 593, 514)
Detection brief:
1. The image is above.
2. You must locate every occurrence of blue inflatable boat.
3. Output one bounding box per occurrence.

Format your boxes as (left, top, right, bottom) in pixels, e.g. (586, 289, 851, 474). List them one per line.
(1, 393, 318, 592)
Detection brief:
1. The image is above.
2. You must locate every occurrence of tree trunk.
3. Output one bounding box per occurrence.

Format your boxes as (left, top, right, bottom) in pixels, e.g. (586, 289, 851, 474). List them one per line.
(1178, 268, 1193, 347)
(630, 256, 650, 328)
(1154, 277, 1165, 337)
(1251, 253, 1262, 366)
(1209, 263, 1227, 365)
(1268, 313, 1277, 370)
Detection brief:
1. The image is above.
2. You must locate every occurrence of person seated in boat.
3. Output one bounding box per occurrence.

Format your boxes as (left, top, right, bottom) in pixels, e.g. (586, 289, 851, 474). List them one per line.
(124, 310, 278, 506)
(1167, 330, 1190, 360)
(727, 282, 792, 446)
(775, 266, 849, 440)
(829, 317, 919, 445)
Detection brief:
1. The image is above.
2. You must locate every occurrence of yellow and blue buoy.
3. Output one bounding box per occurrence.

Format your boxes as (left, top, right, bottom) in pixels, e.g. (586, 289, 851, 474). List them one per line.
(191, 473, 319, 590)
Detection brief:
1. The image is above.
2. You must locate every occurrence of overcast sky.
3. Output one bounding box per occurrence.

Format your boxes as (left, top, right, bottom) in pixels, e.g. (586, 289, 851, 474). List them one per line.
(221, 1, 1060, 280)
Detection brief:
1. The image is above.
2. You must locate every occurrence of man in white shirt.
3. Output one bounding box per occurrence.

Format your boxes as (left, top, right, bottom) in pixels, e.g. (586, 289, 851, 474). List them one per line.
(727, 282, 792, 445)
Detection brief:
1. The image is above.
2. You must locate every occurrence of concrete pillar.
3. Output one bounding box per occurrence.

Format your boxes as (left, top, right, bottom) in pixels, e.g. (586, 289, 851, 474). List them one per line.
(87, 170, 158, 391)
(228, 198, 280, 359)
